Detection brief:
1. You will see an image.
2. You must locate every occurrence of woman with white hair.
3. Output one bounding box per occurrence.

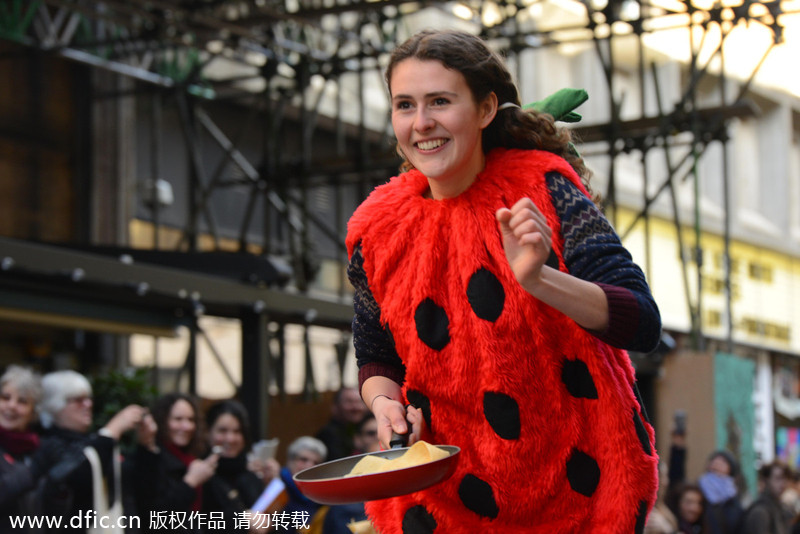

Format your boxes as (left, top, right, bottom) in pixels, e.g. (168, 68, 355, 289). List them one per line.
(278, 436, 327, 533)
(0, 365, 43, 533)
(36, 370, 148, 533)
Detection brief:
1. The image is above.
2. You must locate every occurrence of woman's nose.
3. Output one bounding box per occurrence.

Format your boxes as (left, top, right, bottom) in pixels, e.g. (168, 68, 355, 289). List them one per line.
(414, 108, 435, 131)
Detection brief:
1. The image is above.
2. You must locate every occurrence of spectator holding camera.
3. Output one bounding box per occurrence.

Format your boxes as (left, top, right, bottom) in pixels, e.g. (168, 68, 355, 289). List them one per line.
(37, 370, 147, 533)
(130, 392, 218, 533)
(202, 400, 266, 527)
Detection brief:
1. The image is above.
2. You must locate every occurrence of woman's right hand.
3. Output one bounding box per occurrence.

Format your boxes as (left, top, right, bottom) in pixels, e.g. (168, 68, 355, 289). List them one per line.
(371, 395, 413, 450)
(184, 453, 218, 487)
(362, 376, 415, 449)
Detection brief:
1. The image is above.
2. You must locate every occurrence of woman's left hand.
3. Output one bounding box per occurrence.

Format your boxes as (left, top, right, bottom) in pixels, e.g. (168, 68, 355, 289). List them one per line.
(496, 198, 553, 292)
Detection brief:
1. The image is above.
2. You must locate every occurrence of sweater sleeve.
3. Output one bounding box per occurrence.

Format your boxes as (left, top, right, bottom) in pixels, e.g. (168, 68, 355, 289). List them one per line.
(546, 172, 662, 352)
(347, 242, 406, 393)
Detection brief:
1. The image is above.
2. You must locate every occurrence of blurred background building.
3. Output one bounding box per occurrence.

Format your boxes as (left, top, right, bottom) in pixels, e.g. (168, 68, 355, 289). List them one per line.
(1, 0, 799, 492)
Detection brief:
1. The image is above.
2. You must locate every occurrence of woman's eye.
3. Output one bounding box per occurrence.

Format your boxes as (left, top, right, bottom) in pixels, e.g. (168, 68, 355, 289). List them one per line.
(432, 97, 449, 106)
(394, 101, 412, 110)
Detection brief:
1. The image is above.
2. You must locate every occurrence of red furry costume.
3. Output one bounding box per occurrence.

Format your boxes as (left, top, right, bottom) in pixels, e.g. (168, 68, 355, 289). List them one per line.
(346, 149, 658, 533)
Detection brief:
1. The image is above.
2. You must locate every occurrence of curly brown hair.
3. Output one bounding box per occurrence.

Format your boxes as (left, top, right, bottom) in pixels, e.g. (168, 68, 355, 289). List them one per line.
(385, 29, 592, 192)
(151, 392, 204, 456)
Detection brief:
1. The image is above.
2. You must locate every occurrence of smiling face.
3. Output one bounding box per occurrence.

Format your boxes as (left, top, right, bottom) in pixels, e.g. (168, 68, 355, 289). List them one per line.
(0, 383, 36, 432)
(209, 413, 245, 458)
(167, 399, 197, 449)
(678, 488, 704, 524)
(390, 58, 497, 199)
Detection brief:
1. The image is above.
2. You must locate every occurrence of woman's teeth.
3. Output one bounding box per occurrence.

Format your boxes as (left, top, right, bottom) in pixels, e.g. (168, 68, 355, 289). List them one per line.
(417, 139, 446, 150)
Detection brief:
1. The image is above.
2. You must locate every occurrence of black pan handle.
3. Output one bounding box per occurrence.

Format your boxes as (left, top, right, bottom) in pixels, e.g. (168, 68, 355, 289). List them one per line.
(390, 431, 408, 449)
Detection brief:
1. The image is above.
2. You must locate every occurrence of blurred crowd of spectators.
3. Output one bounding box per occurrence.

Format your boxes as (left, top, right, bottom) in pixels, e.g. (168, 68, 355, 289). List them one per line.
(0, 365, 377, 534)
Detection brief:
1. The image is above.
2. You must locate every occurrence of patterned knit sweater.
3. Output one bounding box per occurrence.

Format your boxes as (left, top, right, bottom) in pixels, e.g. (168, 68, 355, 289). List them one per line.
(346, 149, 660, 533)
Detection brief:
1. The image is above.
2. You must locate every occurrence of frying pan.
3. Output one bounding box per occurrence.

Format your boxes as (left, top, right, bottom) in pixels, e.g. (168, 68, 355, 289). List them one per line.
(293, 441, 460, 505)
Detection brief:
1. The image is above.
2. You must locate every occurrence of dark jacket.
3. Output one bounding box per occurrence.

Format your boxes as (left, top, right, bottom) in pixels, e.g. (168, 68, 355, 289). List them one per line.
(0, 432, 41, 534)
(737, 492, 791, 534)
(128, 445, 199, 534)
(37, 426, 118, 534)
(202, 454, 264, 531)
(315, 419, 356, 462)
(706, 497, 744, 534)
(679, 518, 706, 534)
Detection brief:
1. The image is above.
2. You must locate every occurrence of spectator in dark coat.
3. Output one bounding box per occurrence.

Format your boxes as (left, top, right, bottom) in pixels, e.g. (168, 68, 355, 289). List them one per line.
(130, 392, 217, 534)
(37, 370, 146, 534)
(0, 365, 43, 534)
(202, 400, 265, 529)
(738, 461, 792, 534)
(321, 414, 379, 534)
(315, 387, 367, 461)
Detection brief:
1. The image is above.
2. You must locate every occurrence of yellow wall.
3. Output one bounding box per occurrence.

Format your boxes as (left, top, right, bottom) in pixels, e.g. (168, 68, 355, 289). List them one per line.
(617, 209, 800, 355)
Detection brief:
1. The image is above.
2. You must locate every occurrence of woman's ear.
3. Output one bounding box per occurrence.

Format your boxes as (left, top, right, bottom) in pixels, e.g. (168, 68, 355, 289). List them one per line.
(479, 92, 499, 129)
